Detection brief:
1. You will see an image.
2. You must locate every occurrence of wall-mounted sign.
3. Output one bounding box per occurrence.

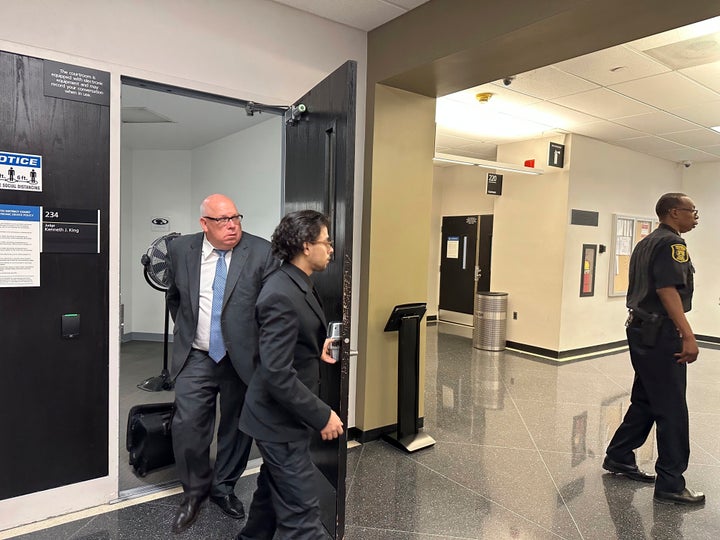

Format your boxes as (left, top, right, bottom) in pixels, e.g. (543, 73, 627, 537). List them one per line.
(549, 142, 565, 168)
(42, 208, 100, 254)
(486, 172, 503, 195)
(0, 151, 42, 192)
(43, 60, 110, 106)
(0, 204, 41, 287)
(151, 217, 170, 232)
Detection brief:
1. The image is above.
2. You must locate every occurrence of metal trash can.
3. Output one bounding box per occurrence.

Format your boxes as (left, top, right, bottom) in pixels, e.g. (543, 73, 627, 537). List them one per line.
(472, 292, 508, 351)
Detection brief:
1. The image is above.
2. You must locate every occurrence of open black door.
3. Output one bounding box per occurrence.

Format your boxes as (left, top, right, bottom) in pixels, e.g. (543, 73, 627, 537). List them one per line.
(284, 61, 356, 538)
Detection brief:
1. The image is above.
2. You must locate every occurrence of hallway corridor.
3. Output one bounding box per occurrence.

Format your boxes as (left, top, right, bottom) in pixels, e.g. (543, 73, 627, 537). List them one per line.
(6, 324, 720, 539)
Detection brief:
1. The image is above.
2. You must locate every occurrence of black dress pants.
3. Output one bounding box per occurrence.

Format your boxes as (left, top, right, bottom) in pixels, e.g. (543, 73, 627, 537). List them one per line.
(606, 320, 689, 492)
(172, 349, 252, 498)
(238, 437, 326, 540)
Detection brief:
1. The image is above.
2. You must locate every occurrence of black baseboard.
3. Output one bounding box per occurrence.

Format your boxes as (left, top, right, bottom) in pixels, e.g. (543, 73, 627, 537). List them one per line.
(506, 340, 628, 361)
(348, 417, 425, 444)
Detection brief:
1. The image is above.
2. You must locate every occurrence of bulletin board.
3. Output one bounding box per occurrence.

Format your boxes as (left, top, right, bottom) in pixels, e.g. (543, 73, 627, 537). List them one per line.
(608, 214, 657, 297)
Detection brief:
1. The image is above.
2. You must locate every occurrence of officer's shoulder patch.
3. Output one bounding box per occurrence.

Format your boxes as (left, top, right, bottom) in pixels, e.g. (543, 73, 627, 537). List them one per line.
(671, 243, 688, 263)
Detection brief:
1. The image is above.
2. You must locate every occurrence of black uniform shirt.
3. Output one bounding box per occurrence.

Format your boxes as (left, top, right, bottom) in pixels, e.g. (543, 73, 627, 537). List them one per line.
(626, 223, 694, 314)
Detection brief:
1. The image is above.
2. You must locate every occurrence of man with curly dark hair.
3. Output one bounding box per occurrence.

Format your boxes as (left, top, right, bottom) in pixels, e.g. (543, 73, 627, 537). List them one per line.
(237, 209, 343, 540)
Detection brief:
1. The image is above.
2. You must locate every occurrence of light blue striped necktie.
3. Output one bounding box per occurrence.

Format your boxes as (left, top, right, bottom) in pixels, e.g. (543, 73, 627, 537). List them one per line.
(208, 249, 228, 362)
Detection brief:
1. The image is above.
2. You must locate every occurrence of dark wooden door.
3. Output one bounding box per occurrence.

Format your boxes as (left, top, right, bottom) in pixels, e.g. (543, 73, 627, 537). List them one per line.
(439, 215, 493, 315)
(284, 60, 355, 539)
(439, 216, 479, 314)
(0, 51, 110, 500)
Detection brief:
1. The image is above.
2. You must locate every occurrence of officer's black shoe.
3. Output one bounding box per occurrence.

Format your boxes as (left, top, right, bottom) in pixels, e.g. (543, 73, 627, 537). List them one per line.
(654, 487, 705, 505)
(602, 456, 656, 483)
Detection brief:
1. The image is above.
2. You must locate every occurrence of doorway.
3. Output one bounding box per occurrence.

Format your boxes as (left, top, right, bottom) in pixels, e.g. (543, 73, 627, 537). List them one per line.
(438, 214, 493, 326)
(119, 81, 283, 496)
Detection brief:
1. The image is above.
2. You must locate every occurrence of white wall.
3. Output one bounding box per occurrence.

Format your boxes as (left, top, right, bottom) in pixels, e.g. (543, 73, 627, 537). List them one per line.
(123, 118, 282, 337)
(560, 135, 682, 351)
(191, 117, 282, 242)
(0, 0, 367, 527)
(682, 161, 720, 337)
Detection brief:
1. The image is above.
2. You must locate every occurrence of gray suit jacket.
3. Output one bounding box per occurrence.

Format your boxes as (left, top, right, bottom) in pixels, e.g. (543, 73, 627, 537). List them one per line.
(165, 231, 278, 383)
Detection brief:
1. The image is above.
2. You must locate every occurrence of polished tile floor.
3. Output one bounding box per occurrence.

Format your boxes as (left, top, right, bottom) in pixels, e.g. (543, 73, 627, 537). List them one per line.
(8, 324, 720, 539)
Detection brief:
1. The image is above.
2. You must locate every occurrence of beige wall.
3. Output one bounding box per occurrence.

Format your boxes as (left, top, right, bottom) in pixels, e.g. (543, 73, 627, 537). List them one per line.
(427, 165, 496, 318)
(491, 137, 570, 351)
(356, 84, 435, 430)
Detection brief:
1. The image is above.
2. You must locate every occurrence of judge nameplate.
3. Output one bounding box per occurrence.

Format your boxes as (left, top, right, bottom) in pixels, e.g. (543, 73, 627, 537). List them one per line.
(43, 208, 99, 254)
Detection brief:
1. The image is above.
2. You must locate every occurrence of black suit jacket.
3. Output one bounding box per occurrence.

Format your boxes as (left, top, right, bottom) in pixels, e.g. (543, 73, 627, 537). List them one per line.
(165, 231, 278, 383)
(239, 263, 331, 442)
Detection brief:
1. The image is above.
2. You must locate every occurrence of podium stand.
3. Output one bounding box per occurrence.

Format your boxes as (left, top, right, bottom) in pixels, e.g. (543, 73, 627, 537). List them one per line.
(382, 303, 435, 453)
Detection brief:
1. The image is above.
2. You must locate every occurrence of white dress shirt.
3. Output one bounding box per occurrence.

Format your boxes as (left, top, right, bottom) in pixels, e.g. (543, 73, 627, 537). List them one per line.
(192, 236, 232, 351)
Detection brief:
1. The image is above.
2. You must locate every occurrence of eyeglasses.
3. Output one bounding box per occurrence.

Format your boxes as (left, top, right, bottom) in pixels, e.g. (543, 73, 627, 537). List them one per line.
(310, 240, 334, 248)
(675, 207, 698, 216)
(203, 214, 243, 225)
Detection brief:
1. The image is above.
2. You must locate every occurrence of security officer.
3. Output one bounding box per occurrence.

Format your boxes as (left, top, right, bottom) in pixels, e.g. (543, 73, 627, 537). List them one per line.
(603, 193, 704, 505)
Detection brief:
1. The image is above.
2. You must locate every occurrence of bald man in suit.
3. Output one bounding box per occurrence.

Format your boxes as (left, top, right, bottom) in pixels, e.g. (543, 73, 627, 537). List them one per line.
(166, 194, 278, 534)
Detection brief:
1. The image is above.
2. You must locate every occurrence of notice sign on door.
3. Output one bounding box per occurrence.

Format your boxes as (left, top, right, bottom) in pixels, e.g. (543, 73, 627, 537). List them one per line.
(446, 236, 460, 259)
(487, 173, 503, 195)
(0, 204, 41, 287)
(42, 208, 100, 254)
(0, 151, 42, 192)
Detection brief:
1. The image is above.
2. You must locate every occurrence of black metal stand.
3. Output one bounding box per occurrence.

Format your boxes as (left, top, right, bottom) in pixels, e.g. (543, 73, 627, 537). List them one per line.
(137, 268, 174, 392)
(383, 304, 435, 453)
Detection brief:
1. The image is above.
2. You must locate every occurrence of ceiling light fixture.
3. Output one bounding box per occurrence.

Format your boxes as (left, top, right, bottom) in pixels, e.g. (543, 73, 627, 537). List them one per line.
(433, 152, 544, 175)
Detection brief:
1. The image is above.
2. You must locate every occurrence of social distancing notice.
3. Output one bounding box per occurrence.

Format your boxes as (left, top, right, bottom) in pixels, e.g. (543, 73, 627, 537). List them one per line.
(0, 151, 43, 192)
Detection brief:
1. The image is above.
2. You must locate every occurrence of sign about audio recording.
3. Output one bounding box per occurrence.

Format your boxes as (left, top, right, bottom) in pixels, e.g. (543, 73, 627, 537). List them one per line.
(43, 60, 110, 106)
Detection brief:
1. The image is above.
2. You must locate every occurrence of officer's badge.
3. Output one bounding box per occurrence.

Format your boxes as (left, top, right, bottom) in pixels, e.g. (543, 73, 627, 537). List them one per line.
(671, 244, 688, 263)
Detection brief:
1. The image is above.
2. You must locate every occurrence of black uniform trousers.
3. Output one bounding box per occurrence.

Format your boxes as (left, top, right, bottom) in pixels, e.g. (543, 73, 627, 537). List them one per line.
(172, 348, 252, 498)
(238, 437, 326, 540)
(606, 320, 689, 493)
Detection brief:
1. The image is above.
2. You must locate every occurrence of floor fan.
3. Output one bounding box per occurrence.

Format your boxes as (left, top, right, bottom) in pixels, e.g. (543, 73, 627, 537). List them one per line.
(137, 232, 181, 392)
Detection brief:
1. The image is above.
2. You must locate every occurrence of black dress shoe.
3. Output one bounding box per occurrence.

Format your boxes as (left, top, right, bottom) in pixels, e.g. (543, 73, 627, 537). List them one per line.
(172, 496, 204, 533)
(211, 493, 245, 519)
(602, 456, 655, 483)
(654, 487, 706, 505)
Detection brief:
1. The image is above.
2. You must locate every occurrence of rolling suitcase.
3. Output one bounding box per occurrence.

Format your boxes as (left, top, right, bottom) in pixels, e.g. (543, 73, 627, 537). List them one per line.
(126, 402, 175, 477)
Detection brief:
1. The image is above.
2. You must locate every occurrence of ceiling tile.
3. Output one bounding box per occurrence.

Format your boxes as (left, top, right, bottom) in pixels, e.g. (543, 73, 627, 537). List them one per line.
(651, 146, 719, 162)
(572, 121, 645, 141)
(555, 45, 669, 85)
(494, 66, 598, 100)
(615, 136, 684, 154)
(627, 17, 720, 51)
(610, 72, 720, 110)
(700, 144, 720, 156)
(518, 102, 599, 129)
(680, 61, 720, 93)
(612, 111, 699, 134)
(271, 0, 413, 31)
(443, 82, 540, 108)
(660, 129, 720, 146)
(553, 88, 655, 119)
(669, 100, 720, 126)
